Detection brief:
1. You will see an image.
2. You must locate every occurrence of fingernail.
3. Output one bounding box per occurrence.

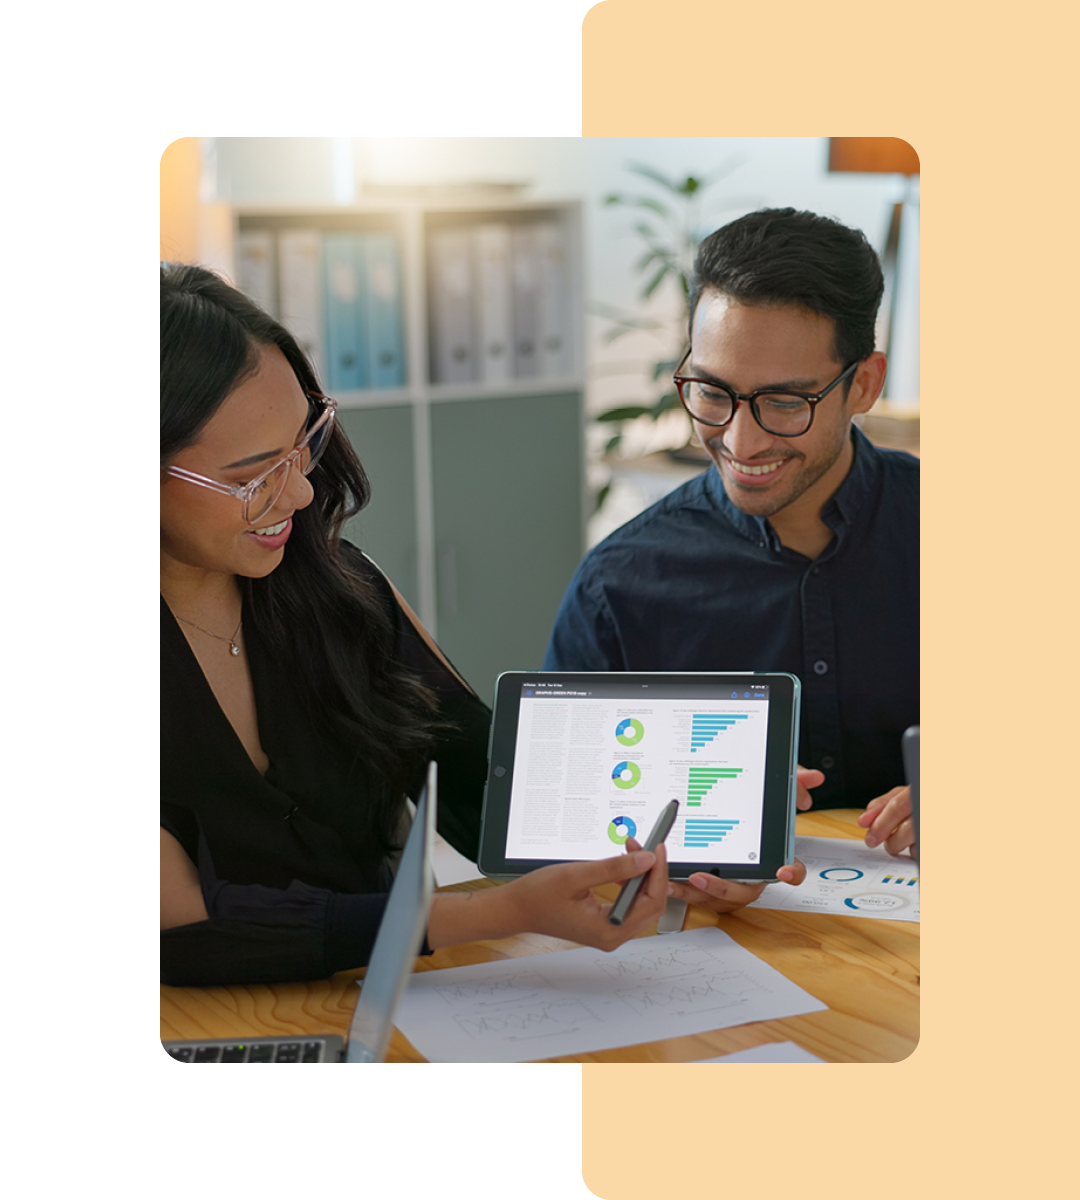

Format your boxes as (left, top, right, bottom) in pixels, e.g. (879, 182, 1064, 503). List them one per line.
(667, 884, 675, 896)
(865, 835, 879, 848)
(688, 874, 709, 889)
(634, 851, 655, 868)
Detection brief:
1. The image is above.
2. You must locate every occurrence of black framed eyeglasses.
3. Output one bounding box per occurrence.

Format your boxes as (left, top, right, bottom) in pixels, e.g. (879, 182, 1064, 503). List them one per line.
(672, 350, 859, 438)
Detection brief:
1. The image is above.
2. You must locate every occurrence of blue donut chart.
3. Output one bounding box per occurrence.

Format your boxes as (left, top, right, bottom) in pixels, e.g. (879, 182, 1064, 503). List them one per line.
(615, 718, 644, 746)
(612, 761, 642, 790)
(607, 816, 638, 845)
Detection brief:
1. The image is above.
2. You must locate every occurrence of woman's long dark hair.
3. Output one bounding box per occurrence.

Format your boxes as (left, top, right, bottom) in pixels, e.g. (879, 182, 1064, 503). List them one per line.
(161, 262, 435, 852)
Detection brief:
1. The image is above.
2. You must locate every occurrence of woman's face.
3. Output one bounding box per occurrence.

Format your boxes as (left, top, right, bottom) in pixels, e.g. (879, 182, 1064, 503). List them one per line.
(161, 344, 316, 583)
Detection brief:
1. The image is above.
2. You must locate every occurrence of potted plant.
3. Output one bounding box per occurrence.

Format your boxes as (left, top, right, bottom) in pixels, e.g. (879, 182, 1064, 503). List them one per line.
(592, 160, 754, 508)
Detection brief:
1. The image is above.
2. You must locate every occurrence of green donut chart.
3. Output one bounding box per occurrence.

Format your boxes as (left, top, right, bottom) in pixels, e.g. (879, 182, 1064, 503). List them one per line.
(612, 761, 641, 790)
(607, 816, 638, 844)
(615, 718, 644, 747)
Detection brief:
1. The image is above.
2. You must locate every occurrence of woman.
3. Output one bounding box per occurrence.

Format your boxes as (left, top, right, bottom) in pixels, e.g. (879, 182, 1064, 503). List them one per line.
(160, 263, 667, 986)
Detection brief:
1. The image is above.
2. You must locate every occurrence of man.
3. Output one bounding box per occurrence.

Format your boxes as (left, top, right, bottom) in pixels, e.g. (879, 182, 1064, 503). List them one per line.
(544, 209, 918, 913)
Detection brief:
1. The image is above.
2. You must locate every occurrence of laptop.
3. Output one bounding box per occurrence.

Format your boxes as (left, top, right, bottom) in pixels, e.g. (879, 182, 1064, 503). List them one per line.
(902, 726, 919, 863)
(163, 762, 437, 1063)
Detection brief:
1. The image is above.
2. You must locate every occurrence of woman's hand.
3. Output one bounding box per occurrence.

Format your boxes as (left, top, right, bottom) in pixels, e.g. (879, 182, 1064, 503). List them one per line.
(502, 845, 669, 951)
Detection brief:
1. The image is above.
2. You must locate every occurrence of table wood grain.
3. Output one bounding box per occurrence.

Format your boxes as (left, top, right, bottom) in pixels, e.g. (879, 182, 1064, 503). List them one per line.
(161, 809, 918, 1062)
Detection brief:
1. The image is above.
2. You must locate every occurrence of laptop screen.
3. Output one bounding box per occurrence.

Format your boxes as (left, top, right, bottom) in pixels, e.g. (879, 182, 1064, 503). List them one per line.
(345, 762, 436, 1062)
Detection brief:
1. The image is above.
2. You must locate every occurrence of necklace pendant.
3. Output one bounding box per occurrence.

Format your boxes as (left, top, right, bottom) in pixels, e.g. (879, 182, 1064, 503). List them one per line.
(229, 643, 240, 656)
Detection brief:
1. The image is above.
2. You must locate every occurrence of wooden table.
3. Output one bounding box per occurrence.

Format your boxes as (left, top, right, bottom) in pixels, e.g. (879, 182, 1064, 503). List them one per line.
(161, 809, 919, 1062)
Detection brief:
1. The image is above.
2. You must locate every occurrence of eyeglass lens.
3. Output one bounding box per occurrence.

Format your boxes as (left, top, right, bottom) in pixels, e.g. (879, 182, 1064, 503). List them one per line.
(678, 381, 814, 436)
(244, 412, 334, 524)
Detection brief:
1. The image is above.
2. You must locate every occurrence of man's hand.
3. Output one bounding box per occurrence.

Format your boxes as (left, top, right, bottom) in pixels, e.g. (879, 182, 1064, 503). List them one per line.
(857, 786, 915, 857)
(796, 765, 825, 810)
(666, 764, 820, 915)
(667, 858, 807, 914)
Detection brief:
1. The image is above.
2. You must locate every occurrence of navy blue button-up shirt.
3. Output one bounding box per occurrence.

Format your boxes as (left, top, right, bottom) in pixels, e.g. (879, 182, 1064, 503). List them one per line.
(543, 428, 919, 808)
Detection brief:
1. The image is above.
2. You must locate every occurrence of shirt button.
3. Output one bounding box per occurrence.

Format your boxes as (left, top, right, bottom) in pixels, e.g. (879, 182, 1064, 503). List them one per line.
(813, 660, 828, 675)
(821, 756, 835, 770)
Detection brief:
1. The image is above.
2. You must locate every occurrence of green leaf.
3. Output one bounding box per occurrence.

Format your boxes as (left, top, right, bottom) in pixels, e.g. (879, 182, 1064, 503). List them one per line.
(650, 390, 681, 417)
(651, 358, 682, 381)
(681, 175, 701, 195)
(628, 163, 680, 193)
(594, 482, 613, 511)
(635, 248, 664, 273)
(596, 405, 653, 422)
(641, 261, 671, 300)
(606, 195, 672, 220)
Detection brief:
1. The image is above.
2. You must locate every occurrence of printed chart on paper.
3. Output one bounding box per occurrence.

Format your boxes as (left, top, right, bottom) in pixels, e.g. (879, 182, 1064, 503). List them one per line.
(749, 836, 920, 922)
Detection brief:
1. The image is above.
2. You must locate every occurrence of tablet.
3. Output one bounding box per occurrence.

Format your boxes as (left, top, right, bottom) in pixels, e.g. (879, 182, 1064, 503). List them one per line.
(478, 672, 801, 883)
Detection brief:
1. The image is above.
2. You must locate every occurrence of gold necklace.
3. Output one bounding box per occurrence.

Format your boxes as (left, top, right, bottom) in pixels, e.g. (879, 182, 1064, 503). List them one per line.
(175, 613, 243, 656)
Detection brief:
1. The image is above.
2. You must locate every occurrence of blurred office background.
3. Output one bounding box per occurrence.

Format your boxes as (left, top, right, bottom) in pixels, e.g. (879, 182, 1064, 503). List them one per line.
(160, 136, 919, 699)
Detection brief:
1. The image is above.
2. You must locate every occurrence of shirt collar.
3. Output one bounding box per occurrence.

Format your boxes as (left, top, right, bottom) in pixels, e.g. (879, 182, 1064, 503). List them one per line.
(704, 424, 885, 548)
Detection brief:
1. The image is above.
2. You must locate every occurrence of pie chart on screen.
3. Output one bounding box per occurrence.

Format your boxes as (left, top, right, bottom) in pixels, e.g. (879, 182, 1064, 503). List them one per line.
(612, 761, 641, 789)
(615, 718, 644, 746)
(608, 816, 638, 844)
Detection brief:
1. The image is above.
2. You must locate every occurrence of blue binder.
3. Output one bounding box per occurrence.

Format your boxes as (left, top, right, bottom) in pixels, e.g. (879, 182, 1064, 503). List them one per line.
(323, 232, 368, 391)
(362, 232, 406, 389)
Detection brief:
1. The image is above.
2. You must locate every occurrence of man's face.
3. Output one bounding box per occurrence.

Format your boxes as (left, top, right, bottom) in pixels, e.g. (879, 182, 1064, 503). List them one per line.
(688, 291, 877, 524)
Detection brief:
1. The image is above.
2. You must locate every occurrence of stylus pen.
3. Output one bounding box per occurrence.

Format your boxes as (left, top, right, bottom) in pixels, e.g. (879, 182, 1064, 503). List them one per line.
(608, 800, 679, 926)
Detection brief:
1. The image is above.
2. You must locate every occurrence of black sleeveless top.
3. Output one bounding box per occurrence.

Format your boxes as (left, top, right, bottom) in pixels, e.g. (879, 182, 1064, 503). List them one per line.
(160, 549, 491, 986)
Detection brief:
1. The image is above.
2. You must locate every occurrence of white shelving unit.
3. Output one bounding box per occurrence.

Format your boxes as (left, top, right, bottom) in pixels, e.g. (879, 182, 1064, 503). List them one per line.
(230, 199, 587, 700)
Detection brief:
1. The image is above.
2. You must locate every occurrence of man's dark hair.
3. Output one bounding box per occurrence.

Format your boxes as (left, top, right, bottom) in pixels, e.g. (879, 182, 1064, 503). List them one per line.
(688, 208, 884, 365)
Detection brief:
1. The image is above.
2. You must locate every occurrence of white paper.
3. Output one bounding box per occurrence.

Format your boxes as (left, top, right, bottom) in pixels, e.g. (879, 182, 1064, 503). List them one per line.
(696, 1041, 825, 1063)
(394, 926, 827, 1063)
(751, 836, 920, 922)
(432, 832, 483, 887)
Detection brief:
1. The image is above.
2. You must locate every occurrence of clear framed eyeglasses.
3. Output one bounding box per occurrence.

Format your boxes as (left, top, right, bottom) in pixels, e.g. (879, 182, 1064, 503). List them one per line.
(163, 396, 337, 525)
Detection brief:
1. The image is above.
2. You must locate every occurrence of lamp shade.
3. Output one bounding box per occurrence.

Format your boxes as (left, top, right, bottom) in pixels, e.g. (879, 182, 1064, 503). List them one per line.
(828, 138, 919, 175)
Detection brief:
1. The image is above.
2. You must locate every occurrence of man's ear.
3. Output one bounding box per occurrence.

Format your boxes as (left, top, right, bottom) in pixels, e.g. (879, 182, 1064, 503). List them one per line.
(848, 351, 887, 415)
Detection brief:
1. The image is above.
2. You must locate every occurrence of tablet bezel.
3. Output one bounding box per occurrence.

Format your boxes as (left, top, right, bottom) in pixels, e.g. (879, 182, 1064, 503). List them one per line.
(477, 671, 800, 882)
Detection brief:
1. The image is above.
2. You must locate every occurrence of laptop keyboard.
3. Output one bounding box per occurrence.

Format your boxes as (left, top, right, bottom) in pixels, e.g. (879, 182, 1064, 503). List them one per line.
(163, 1035, 343, 1062)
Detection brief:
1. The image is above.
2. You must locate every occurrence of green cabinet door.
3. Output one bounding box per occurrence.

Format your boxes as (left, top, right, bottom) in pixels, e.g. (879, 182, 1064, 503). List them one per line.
(430, 392, 584, 702)
(337, 404, 418, 609)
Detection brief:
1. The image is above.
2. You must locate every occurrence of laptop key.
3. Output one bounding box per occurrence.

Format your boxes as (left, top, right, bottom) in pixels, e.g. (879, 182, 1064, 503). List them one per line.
(193, 1046, 222, 1062)
(247, 1044, 274, 1062)
(274, 1043, 301, 1062)
(166, 1046, 193, 1061)
(302, 1041, 323, 1062)
(220, 1045, 247, 1062)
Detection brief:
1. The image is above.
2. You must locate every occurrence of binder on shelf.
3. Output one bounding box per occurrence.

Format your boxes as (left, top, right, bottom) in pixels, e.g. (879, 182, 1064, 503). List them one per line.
(536, 220, 572, 379)
(236, 230, 277, 316)
(363, 232, 406, 390)
(473, 223, 513, 384)
(277, 229, 326, 387)
(510, 224, 541, 379)
(429, 228, 477, 385)
(323, 232, 368, 392)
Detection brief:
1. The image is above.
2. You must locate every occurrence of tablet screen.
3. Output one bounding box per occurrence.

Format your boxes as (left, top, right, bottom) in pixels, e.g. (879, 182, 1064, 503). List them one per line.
(489, 675, 793, 873)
